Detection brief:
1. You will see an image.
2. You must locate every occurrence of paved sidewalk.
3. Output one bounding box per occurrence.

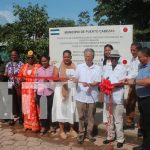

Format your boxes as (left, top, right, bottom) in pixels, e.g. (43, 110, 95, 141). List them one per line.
(0, 122, 138, 150)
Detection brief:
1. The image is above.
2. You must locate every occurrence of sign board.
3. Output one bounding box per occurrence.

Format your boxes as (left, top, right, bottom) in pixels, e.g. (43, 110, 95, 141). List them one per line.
(49, 25, 133, 66)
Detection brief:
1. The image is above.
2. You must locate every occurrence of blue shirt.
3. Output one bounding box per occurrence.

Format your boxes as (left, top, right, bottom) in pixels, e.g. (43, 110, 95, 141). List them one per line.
(136, 63, 150, 98)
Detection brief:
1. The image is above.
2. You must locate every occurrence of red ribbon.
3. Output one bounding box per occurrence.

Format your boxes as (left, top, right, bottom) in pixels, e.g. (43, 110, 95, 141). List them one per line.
(99, 79, 114, 150)
(0, 74, 65, 81)
(99, 79, 114, 95)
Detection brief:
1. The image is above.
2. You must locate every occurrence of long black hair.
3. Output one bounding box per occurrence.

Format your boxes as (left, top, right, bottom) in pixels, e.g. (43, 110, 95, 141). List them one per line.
(103, 44, 113, 65)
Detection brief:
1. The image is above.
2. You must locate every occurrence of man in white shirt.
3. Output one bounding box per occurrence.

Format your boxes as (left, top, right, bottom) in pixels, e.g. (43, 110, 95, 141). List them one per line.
(124, 43, 142, 134)
(75, 48, 102, 143)
(103, 50, 127, 148)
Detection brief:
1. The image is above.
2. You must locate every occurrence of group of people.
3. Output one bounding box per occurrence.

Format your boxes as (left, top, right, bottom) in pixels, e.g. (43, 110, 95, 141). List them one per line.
(101, 43, 150, 150)
(0, 43, 149, 150)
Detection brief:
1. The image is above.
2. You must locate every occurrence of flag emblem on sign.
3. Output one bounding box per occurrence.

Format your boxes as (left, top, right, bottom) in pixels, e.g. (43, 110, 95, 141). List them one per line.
(50, 29, 60, 35)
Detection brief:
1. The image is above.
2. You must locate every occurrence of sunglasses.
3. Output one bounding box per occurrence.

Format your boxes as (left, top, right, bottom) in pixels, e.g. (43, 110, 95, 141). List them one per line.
(27, 57, 34, 60)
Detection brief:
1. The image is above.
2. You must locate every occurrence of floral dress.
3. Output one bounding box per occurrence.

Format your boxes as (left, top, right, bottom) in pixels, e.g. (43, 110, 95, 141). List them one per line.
(18, 63, 41, 131)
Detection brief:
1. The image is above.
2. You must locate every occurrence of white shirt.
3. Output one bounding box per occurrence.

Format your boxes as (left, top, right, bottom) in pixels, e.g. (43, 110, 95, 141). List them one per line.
(103, 64, 127, 104)
(127, 57, 140, 79)
(75, 63, 102, 103)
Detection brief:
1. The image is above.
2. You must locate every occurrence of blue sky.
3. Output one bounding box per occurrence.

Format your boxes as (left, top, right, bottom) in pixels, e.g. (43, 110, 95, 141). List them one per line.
(0, 0, 97, 25)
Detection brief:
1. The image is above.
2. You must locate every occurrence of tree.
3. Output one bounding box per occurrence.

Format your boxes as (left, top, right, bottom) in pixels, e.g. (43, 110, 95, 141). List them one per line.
(1, 3, 50, 60)
(77, 11, 90, 26)
(48, 18, 75, 28)
(0, 3, 77, 61)
(93, 0, 150, 40)
(13, 3, 49, 39)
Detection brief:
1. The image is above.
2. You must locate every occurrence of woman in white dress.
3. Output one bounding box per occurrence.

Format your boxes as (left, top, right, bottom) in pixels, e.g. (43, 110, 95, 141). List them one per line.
(52, 50, 78, 139)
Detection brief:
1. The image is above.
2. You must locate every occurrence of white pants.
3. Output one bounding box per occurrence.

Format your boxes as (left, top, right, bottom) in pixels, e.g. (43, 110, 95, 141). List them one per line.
(103, 102, 108, 123)
(106, 103, 125, 143)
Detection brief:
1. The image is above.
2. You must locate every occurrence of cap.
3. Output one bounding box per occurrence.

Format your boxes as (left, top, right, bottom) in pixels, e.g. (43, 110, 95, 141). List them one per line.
(27, 50, 34, 57)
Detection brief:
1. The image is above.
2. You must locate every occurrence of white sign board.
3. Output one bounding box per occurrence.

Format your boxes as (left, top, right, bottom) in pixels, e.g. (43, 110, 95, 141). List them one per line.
(49, 25, 133, 65)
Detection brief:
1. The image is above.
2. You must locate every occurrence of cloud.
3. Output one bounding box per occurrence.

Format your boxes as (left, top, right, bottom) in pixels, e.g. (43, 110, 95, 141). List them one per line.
(0, 10, 16, 25)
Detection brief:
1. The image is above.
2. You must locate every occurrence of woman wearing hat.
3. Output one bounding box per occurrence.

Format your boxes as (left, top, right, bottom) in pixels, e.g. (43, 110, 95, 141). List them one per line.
(18, 50, 41, 132)
(102, 50, 127, 148)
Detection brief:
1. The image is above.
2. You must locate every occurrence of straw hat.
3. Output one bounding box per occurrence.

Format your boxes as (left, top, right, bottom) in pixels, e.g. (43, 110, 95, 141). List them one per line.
(110, 50, 120, 58)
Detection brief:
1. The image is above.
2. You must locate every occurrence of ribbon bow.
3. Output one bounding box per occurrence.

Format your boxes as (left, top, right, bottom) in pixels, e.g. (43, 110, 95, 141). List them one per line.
(99, 79, 114, 95)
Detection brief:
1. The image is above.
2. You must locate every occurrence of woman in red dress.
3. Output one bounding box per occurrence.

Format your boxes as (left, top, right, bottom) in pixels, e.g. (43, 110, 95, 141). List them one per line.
(18, 50, 41, 132)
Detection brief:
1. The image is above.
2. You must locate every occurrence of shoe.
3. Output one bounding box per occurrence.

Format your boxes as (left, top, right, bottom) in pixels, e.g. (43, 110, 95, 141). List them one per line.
(23, 128, 28, 132)
(123, 124, 135, 130)
(14, 116, 19, 122)
(103, 138, 115, 144)
(70, 130, 78, 138)
(49, 126, 56, 133)
(117, 141, 125, 148)
(19, 118, 23, 125)
(9, 120, 15, 126)
(40, 128, 46, 135)
(137, 129, 143, 137)
(1, 119, 9, 123)
(86, 132, 96, 142)
(77, 132, 85, 144)
(133, 145, 144, 150)
(59, 131, 67, 139)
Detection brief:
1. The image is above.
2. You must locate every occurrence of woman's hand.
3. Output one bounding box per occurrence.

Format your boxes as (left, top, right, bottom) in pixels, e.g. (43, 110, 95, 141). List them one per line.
(34, 92, 37, 101)
(44, 79, 49, 82)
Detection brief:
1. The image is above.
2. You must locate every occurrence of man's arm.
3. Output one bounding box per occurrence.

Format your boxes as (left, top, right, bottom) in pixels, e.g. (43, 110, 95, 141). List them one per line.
(127, 78, 150, 86)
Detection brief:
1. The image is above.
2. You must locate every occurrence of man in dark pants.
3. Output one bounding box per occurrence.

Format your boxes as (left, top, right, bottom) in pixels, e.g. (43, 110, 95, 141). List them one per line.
(5, 50, 23, 125)
(130, 47, 150, 150)
(124, 43, 142, 137)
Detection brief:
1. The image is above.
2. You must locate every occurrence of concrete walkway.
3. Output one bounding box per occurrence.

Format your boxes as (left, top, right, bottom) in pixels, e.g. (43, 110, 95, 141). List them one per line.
(0, 121, 138, 150)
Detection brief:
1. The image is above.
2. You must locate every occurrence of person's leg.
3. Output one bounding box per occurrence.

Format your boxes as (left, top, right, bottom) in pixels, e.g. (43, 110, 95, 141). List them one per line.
(46, 94, 53, 129)
(59, 122, 64, 133)
(15, 87, 23, 124)
(114, 104, 125, 148)
(103, 102, 108, 124)
(133, 99, 144, 150)
(86, 103, 96, 132)
(137, 99, 143, 137)
(103, 103, 115, 144)
(9, 87, 18, 125)
(13, 87, 18, 117)
(36, 95, 46, 134)
(76, 101, 86, 143)
(139, 97, 150, 150)
(76, 101, 86, 133)
(125, 87, 137, 128)
(69, 124, 78, 138)
(59, 122, 67, 139)
(86, 103, 96, 142)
